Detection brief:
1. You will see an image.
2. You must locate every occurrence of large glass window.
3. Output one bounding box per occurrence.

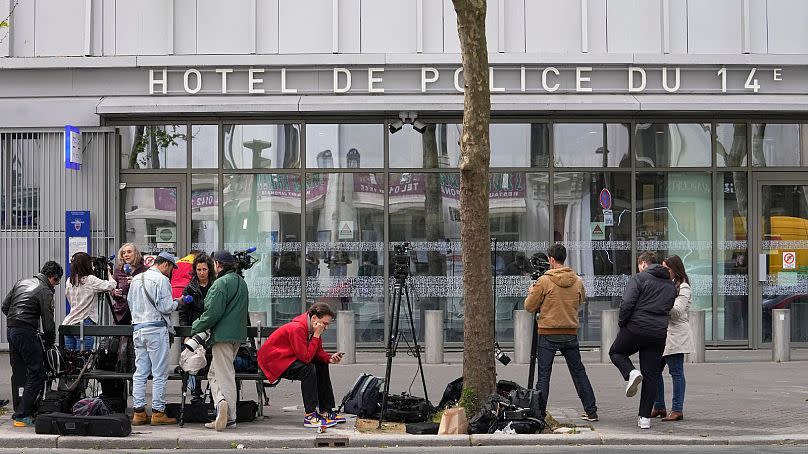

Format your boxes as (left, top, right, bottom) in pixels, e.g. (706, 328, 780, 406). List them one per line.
(306, 124, 383, 169)
(636, 172, 713, 339)
(554, 172, 632, 342)
(223, 124, 301, 169)
(717, 172, 748, 341)
(223, 173, 302, 328)
(752, 124, 808, 167)
(191, 174, 219, 253)
(554, 124, 630, 167)
(305, 172, 385, 344)
(634, 123, 711, 167)
(716, 123, 748, 167)
(119, 125, 187, 169)
(192, 125, 218, 169)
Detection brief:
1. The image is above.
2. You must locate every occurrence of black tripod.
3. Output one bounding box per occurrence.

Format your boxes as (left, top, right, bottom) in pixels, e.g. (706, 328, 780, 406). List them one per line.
(378, 254, 429, 428)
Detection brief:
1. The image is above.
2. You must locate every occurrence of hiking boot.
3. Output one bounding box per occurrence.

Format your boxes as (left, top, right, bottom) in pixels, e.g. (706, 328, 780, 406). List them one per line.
(322, 410, 346, 424)
(625, 369, 643, 397)
(650, 408, 667, 418)
(12, 416, 34, 427)
(304, 412, 337, 429)
(132, 408, 150, 426)
(214, 400, 228, 431)
(150, 411, 177, 425)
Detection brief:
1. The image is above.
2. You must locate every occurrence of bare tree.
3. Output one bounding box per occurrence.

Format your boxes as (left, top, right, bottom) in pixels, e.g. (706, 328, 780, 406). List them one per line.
(453, 0, 495, 412)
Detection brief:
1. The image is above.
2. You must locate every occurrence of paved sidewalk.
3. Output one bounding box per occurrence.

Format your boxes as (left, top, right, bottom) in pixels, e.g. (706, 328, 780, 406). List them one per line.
(0, 349, 805, 449)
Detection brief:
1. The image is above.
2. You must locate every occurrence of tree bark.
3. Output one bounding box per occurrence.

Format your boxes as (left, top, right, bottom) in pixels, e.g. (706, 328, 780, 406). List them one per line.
(453, 0, 495, 407)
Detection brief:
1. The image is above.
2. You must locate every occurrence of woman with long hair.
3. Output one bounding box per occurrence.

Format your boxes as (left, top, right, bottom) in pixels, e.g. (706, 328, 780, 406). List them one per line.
(652, 254, 694, 421)
(63, 252, 117, 351)
(181, 252, 216, 401)
(111, 242, 149, 325)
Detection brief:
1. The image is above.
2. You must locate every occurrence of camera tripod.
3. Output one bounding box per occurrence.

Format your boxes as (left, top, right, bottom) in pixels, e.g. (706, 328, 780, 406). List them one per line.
(378, 270, 429, 428)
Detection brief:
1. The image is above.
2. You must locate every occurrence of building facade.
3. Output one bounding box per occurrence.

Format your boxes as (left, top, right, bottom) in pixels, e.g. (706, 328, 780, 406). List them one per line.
(1, 0, 807, 349)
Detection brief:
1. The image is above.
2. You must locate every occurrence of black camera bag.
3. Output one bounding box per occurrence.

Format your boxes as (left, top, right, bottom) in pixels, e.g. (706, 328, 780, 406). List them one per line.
(376, 393, 433, 423)
(35, 412, 131, 437)
(38, 388, 83, 414)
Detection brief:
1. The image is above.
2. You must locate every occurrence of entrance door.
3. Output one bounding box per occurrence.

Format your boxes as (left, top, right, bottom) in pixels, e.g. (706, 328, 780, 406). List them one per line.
(120, 175, 187, 260)
(752, 174, 808, 347)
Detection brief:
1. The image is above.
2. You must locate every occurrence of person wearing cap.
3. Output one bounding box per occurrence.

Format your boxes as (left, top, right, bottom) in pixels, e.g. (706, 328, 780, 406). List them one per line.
(191, 249, 249, 431)
(127, 251, 180, 426)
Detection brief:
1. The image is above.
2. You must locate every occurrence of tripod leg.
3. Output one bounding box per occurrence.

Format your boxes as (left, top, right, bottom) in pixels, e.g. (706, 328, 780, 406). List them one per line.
(403, 285, 429, 404)
(527, 314, 539, 389)
(378, 283, 403, 429)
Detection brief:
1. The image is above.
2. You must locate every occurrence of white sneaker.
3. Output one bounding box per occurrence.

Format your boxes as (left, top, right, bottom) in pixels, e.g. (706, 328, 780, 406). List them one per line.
(625, 369, 643, 397)
(214, 400, 228, 431)
(638, 416, 651, 429)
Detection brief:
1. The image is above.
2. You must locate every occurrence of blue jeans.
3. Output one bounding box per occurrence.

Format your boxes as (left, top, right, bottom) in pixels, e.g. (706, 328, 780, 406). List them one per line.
(536, 334, 597, 415)
(132, 326, 170, 412)
(63, 318, 95, 351)
(654, 353, 686, 412)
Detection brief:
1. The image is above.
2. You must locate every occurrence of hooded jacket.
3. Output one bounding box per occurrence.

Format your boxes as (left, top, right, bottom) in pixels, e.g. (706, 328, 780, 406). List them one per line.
(257, 312, 331, 382)
(524, 267, 585, 335)
(2, 273, 56, 345)
(619, 264, 677, 339)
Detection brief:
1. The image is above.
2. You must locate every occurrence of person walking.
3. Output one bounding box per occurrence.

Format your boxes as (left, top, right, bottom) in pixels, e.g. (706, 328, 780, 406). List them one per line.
(63, 252, 117, 351)
(180, 252, 216, 402)
(524, 243, 598, 422)
(652, 254, 693, 422)
(609, 251, 676, 430)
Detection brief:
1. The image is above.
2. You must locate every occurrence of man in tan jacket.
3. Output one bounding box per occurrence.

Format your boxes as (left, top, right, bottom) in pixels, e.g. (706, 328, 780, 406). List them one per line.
(524, 244, 598, 422)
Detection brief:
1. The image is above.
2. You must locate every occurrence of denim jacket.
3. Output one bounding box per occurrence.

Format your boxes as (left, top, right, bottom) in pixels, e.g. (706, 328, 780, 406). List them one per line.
(128, 267, 178, 330)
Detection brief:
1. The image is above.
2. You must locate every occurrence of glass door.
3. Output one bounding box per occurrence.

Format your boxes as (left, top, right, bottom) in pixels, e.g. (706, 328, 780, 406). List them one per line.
(752, 174, 808, 347)
(120, 175, 187, 259)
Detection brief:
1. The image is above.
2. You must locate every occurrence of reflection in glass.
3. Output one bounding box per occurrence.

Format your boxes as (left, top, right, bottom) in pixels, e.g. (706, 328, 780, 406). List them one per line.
(306, 124, 383, 168)
(305, 173, 385, 343)
(759, 184, 808, 343)
(490, 124, 545, 167)
(191, 174, 219, 253)
(717, 172, 748, 340)
(752, 124, 808, 167)
(554, 172, 632, 342)
(223, 174, 302, 328)
(119, 125, 187, 169)
(636, 172, 713, 339)
(122, 187, 178, 255)
(716, 123, 747, 167)
(553, 124, 602, 167)
(634, 123, 711, 167)
(191, 125, 218, 168)
(223, 124, 301, 169)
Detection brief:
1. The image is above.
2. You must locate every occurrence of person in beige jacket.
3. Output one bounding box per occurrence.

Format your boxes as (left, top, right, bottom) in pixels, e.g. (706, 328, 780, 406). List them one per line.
(524, 244, 598, 422)
(652, 255, 694, 422)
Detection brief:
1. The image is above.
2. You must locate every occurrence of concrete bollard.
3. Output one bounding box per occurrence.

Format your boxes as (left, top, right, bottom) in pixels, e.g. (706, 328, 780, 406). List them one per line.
(772, 309, 791, 363)
(249, 311, 268, 346)
(425, 310, 444, 364)
(336, 310, 355, 365)
(600, 309, 619, 364)
(169, 310, 181, 368)
(513, 310, 535, 364)
(688, 310, 706, 363)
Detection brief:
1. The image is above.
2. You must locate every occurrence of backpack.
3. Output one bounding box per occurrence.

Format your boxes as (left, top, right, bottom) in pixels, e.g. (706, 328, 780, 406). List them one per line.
(72, 398, 112, 417)
(436, 377, 463, 411)
(339, 373, 381, 418)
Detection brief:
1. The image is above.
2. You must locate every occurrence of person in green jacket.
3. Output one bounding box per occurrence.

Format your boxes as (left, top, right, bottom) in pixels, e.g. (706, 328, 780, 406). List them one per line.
(191, 250, 249, 431)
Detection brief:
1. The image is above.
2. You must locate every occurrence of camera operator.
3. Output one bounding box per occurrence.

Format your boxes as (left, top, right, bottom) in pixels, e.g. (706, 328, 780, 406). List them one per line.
(63, 252, 117, 351)
(2, 261, 63, 427)
(524, 243, 598, 422)
(191, 250, 249, 431)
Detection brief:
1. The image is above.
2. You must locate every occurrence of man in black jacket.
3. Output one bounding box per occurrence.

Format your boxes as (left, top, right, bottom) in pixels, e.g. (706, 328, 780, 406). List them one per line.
(2, 261, 63, 427)
(609, 251, 676, 430)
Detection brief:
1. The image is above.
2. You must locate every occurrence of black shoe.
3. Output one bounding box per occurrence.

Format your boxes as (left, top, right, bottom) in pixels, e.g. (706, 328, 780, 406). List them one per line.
(580, 412, 599, 422)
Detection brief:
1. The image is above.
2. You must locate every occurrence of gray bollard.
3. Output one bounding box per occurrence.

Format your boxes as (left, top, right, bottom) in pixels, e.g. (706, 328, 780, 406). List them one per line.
(336, 310, 355, 364)
(772, 309, 791, 363)
(513, 310, 535, 364)
(688, 310, 706, 364)
(169, 310, 181, 368)
(600, 309, 619, 364)
(249, 311, 268, 347)
(425, 310, 444, 364)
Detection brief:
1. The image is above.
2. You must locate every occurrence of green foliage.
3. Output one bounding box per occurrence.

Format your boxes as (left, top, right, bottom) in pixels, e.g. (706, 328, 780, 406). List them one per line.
(0, 20, 8, 28)
(134, 125, 186, 154)
(458, 387, 479, 417)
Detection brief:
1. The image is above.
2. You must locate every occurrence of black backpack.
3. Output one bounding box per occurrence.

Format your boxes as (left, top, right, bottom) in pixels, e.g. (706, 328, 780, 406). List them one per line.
(436, 377, 463, 411)
(339, 373, 381, 418)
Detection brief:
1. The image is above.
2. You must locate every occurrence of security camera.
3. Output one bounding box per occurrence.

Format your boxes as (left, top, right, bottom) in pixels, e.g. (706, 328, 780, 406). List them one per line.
(412, 119, 427, 134)
(389, 120, 404, 133)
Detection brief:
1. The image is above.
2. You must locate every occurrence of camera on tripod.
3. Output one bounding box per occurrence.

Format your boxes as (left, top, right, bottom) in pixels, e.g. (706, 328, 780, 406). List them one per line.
(530, 252, 550, 281)
(90, 255, 114, 280)
(233, 246, 259, 276)
(392, 242, 411, 281)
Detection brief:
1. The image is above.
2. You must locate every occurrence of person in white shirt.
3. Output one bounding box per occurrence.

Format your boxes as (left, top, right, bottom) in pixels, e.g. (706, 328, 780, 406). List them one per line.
(63, 252, 117, 351)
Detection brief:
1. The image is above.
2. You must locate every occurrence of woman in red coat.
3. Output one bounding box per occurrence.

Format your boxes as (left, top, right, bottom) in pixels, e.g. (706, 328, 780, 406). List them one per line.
(258, 303, 346, 429)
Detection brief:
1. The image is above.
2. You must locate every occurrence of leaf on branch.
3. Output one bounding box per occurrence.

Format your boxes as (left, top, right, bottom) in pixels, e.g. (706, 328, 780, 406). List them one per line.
(0, 21, 8, 28)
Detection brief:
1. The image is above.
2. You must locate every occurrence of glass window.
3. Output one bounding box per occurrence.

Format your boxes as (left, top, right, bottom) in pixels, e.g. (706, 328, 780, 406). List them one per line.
(119, 125, 187, 169)
(717, 172, 748, 341)
(554, 172, 632, 342)
(554, 124, 603, 167)
(223, 124, 301, 169)
(634, 123, 711, 167)
(752, 123, 808, 167)
(191, 174, 219, 253)
(306, 124, 383, 169)
(305, 172, 385, 344)
(490, 124, 546, 167)
(716, 123, 747, 167)
(636, 172, 713, 339)
(191, 125, 218, 169)
(223, 174, 302, 328)
(122, 187, 178, 256)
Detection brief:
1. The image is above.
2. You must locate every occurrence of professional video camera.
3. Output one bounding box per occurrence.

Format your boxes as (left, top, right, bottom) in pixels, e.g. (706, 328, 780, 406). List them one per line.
(530, 252, 550, 281)
(91, 255, 115, 280)
(233, 246, 259, 276)
(392, 242, 411, 281)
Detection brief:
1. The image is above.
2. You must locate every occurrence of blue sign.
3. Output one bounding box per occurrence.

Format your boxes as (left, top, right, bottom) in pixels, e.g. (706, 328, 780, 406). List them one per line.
(65, 211, 91, 313)
(64, 125, 82, 170)
(599, 188, 612, 210)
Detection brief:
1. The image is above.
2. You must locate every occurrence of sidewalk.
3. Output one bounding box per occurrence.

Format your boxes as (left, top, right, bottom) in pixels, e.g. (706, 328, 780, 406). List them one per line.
(0, 349, 806, 449)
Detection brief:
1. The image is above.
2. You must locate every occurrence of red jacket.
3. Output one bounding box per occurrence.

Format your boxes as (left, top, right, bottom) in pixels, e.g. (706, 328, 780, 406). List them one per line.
(258, 312, 331, 382)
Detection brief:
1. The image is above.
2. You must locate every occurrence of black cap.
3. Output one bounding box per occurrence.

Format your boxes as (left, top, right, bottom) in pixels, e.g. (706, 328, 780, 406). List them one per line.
(213, 250, 236, 265)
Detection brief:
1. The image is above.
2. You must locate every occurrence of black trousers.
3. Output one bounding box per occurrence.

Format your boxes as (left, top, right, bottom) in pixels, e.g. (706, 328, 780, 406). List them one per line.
(8, 327, 45, 419)
(608, 327, 666, 418)
(281, 360, 335, 414)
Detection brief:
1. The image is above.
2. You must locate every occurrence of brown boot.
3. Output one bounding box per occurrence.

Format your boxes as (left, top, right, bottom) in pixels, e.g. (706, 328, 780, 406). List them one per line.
(650, 408, 667, 418)
(150, 411, 177, 425)
(662, 411, 684, 421)
(132, 408, 150, 426)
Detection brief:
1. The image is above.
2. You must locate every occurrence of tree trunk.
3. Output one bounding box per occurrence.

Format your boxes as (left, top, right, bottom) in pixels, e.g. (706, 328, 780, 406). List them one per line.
(453, 0, 495, 409)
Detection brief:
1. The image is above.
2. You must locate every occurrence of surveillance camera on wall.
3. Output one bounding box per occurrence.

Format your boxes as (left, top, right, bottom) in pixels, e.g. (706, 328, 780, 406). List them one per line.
(389, 120, 404, 133)
(411, 119, 427, 134)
